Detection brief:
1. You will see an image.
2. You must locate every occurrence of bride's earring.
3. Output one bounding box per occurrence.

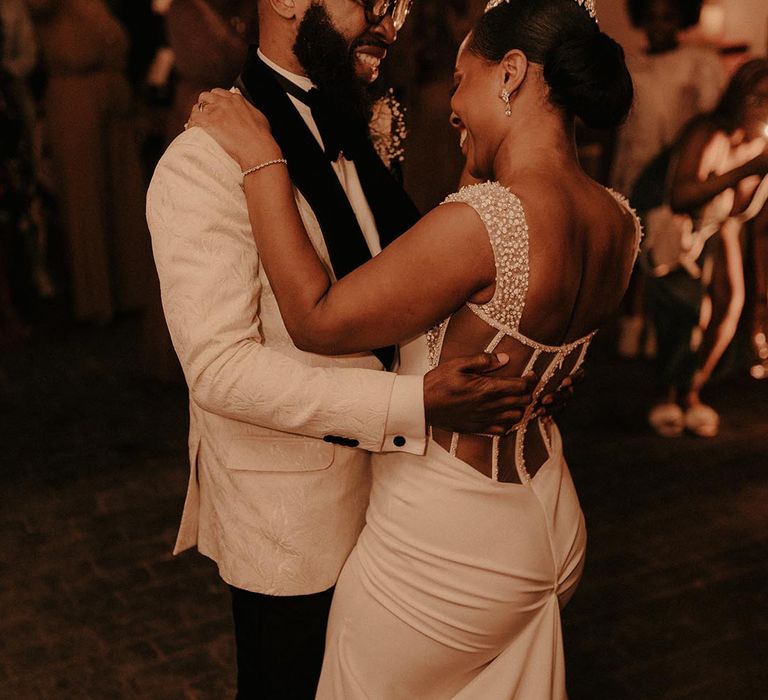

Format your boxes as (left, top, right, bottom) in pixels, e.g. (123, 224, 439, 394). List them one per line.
(500, 88, 512, 117)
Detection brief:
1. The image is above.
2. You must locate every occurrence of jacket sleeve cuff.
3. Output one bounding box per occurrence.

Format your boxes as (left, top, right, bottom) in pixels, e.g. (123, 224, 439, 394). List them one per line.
(379, 374, 427, 455)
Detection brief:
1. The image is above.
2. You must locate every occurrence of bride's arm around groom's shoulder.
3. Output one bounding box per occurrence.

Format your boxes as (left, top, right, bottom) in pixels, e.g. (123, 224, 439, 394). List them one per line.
(146, 127, 424, 454)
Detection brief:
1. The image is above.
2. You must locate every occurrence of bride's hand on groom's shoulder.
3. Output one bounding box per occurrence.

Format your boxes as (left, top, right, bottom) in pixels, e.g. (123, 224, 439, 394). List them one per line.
(186, 88, 283, 169)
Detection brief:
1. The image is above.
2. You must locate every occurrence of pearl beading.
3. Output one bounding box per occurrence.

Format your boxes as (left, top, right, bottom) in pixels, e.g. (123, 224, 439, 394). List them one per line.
(428, 182, 529, 370)
(427, 182, 641, 484)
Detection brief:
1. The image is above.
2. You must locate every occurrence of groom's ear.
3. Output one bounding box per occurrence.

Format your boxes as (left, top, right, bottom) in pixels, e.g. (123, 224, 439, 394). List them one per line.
(500, 50, 528, 95)
(269, 0, 298, 20)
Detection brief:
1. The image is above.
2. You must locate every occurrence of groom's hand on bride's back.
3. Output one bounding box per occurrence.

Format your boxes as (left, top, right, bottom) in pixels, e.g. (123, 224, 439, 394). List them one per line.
(535, 368, 584, 419)
(424, 353, 538, 436)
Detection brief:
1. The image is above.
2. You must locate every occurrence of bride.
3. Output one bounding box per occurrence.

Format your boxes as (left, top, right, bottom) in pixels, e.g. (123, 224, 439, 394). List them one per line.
(190, 0, 637, 696)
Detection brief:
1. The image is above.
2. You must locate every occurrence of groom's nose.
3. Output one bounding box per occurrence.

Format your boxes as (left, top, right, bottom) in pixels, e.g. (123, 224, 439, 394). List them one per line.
(370, 14, 397, 45)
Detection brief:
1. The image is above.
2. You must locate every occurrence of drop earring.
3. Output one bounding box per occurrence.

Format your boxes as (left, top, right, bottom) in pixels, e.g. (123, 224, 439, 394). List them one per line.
(500, 88, 512, 117)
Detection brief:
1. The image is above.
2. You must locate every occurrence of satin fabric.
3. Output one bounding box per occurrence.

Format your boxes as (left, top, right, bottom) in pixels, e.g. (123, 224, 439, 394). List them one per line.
(318, 338, 586, 698)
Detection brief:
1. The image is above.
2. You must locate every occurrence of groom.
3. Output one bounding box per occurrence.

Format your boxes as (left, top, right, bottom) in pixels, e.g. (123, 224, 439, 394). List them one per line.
(147, 0, 540, 697)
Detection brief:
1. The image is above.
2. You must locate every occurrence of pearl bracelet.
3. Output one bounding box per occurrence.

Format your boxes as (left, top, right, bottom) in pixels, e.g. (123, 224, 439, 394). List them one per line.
(241, 158, 288, 179)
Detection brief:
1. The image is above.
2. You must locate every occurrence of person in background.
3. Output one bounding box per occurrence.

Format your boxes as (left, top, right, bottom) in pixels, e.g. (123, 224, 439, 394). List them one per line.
(27, 0, 154, 323)
(647, 59, 768, 437)
(105, 0, 167, 92)
(0, 10, 34, 341)
(1, 0, 55, 302)
(612, 0, 724, 358)
(164, 0, 257, 143)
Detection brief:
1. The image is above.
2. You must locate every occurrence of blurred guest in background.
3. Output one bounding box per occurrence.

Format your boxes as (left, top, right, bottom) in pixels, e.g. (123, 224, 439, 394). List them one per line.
(27, 0, 153, 323)
(614, 0, 724, 194)
(106, 0, 167, 93)
(645, 59, 768, 437)
(1, 0, 54, 302)
(0, 10, 35, 341)
(612, 0, 724, 358)
(164, 0, 257, 143)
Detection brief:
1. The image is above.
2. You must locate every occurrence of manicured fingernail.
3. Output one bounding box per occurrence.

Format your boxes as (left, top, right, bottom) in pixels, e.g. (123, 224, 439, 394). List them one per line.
(496, 353, 509, 365)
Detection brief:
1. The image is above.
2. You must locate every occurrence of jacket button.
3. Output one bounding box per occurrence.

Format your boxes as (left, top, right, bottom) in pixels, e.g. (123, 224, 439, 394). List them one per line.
(347, 439, 360, 448)
(393, 435, 406, 447)
(323, 436, 336, 443)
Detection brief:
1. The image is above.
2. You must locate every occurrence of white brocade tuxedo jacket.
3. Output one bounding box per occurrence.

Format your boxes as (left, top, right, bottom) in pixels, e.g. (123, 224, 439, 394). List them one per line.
(146, 50, 426, 596)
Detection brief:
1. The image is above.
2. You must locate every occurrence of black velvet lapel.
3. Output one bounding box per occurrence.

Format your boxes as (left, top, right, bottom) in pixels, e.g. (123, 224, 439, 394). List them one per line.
(236, 48, 421, 367)
(237, 51, 373, 281)
(350, 125, 421, 249)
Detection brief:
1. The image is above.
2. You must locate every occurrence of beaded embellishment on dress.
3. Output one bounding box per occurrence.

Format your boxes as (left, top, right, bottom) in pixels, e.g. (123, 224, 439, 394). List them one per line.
(427, 184, 528, 369)
(429, 182, 641, 483)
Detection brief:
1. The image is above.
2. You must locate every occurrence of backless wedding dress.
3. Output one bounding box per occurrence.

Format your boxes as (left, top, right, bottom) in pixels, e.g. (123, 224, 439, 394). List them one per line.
(316, 182, 641, 699)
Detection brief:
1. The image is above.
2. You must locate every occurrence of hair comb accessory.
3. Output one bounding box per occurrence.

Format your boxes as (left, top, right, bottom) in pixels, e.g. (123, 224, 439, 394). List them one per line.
(484, 0, 597, 21)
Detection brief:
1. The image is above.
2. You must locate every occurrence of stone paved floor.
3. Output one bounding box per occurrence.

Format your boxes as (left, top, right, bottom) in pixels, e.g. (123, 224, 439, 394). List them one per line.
(1, 318, 766, 699)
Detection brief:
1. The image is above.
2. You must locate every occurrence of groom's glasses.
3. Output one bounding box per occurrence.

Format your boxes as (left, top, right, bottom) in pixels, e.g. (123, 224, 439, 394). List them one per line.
(358, 0, 414, 31)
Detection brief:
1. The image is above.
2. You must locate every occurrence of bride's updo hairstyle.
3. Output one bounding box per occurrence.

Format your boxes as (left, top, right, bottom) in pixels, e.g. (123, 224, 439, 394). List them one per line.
(469, 0, 633, 130)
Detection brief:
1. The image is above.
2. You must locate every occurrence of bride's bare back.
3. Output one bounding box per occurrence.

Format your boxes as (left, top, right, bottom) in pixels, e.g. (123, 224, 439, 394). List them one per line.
(433, 171, 640, 482)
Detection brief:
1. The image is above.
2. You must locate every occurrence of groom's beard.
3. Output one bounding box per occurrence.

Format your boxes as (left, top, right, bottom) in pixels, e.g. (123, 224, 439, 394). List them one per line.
(293, 3, 376, 130)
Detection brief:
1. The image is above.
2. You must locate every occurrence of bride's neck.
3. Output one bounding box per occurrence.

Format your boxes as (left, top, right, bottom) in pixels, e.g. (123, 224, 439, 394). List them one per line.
(493, 118, 579, 184)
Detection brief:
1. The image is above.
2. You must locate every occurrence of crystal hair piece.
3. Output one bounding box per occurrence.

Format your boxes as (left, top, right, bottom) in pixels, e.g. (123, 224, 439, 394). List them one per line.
(484, 0, 597, 21)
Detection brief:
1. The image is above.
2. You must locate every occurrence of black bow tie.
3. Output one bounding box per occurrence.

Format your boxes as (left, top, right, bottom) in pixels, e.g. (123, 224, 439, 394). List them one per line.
(265, 68, 366, 162)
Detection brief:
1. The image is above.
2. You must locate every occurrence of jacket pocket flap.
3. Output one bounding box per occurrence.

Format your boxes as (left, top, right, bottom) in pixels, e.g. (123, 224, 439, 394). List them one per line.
(225, 436, 335, 473)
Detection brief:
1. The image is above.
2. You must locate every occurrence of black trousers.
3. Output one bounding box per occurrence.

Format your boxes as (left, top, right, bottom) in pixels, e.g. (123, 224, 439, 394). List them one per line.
(229, 585, 335, 700)
(646, 269, 703, 392)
